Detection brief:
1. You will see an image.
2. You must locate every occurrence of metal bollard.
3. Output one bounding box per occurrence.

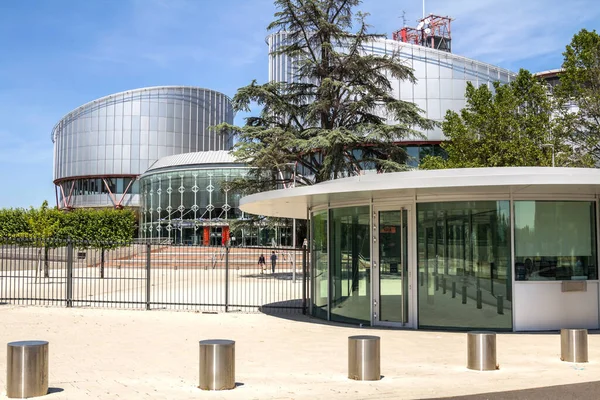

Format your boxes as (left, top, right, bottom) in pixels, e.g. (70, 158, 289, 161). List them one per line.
(452, 282, 456, 298)
(561, 329, 588, 363)
(442, 277, 447, 294)
(462, 286, 467, 304)
(476, 289, 482, 309)
(6, 340, 49, 399)
(435, 275, 439, 291)
(348, 335, 380, 381)
(467, 332, 497, 371)
(199, 339, 235, 390)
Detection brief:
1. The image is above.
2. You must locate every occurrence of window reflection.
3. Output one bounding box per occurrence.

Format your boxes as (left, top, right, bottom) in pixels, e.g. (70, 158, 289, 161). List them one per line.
(515, 201, 597, 281)
(329, 206, 371, 324)
(417, 201, 512, 330)
(312, 211, 328, 319)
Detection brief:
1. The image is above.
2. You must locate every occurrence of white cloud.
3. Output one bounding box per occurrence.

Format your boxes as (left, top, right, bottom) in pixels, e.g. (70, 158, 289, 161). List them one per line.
(362, 0, 600, 68)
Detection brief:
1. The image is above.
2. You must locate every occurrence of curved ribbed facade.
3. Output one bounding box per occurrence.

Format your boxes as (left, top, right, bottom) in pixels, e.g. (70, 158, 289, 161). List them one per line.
(52, 86, 233, 209)
(267, 33, 517, 161)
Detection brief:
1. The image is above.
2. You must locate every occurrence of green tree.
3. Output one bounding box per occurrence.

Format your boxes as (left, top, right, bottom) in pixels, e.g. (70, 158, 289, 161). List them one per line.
(220, 0, 434, 193)
(556, 29, 600, 164)
(60, 208, 136, 278)
(420, 69, 590, 169)
(16, 201, 62, 278)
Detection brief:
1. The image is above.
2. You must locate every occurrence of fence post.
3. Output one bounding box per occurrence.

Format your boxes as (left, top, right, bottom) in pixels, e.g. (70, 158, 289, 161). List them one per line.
(225, 245, 230, 313)
(66, 239, 73, 308)
(302, 247, 307, 315)
(146, 243, 151, 311)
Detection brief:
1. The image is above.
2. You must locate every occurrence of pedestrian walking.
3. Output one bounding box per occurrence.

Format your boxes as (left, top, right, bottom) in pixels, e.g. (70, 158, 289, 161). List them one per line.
(270, 251, 277, 274)
(258, 253, 266, 274)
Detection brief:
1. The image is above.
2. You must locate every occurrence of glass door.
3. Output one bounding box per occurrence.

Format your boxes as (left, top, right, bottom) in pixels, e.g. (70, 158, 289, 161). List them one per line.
(373, 207, 413, 327)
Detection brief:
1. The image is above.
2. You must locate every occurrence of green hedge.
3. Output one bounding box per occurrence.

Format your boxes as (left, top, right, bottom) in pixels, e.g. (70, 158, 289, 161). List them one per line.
(0, 201, 136, 248)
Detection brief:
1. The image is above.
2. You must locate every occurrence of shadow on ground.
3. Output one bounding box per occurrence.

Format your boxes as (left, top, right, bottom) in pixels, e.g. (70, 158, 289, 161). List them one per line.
(258, 299, 371, 330)
(424, 380, 600, 400)
(47, 387, 64, 395)
(239, 272, 306, 281)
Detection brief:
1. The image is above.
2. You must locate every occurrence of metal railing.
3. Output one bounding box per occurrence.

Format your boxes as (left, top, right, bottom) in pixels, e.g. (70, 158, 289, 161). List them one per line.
(0, 238, 309, 314)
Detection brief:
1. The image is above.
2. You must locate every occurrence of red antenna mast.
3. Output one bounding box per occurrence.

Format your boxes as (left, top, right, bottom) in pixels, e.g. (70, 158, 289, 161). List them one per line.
(392, 14, 453, 53)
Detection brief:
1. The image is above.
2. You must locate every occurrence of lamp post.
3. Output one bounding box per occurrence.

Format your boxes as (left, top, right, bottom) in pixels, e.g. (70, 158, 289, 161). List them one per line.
(542, 144, 555, 167)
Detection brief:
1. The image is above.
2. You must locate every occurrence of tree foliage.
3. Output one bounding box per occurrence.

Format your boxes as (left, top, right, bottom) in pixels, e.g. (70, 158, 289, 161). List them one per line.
(556, 29, 600, 164)
(220, 0, 434, 193)
(420, 69, 592, 169)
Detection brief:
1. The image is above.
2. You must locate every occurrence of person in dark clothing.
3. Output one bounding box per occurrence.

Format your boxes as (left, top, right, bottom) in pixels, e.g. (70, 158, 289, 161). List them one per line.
(270, 251, 277, 274)
(258, 254, 266, 274)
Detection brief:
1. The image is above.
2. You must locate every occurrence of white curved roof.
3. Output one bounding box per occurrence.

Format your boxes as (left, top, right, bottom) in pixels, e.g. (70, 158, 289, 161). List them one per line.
(240, 167, 600, 219)
(145, 151, 241, 173)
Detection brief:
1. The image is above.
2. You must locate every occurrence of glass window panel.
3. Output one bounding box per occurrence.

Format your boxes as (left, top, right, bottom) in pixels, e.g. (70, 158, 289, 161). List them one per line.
(329, 206, 371, 324)
(514, 201, 597, 281)
(405, 145, 418, 167)
(417, 201, 512, 330)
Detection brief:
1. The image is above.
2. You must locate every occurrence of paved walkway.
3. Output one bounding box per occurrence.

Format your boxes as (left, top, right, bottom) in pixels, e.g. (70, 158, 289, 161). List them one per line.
(1, 305, 600, 399)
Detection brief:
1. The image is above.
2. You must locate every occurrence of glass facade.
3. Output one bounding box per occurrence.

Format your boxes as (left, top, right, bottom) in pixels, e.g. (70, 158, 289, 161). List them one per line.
(417, 201, 512, 330)
(140, 166, 293, 246)
(52, 86, 233, 209)
(311, 210, 328, 319)
(329, 206, 371, 324)
(310, 198, 599, 331)
(514, 201, 597, 281)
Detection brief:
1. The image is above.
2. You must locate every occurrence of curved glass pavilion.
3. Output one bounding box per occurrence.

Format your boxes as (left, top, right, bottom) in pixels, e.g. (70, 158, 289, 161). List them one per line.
(240, 168, 600, 331)
(139, 151, 294, 247)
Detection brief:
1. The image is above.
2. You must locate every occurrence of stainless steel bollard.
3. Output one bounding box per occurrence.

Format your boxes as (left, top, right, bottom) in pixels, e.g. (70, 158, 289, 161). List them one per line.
(348, 335, 380, 381)
(561, 328, 588, 363)
(6, 340, 49, 399)
(199, 339, 235, 390)
(467, 332, 498, 371)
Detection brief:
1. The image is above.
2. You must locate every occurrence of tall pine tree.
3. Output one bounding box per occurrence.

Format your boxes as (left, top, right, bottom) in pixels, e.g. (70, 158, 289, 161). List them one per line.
(220, 0, 434, 193)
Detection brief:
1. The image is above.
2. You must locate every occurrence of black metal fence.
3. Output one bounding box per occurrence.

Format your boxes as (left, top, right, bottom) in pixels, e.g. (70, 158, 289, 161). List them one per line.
(0, 238, 308, 314)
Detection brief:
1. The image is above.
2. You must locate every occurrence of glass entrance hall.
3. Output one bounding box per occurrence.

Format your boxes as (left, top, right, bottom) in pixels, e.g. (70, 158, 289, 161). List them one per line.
(240, 167, 600, 331)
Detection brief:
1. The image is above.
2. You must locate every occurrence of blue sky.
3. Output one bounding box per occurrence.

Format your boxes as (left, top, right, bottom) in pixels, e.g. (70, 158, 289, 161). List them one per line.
(0, 0, 598, 209)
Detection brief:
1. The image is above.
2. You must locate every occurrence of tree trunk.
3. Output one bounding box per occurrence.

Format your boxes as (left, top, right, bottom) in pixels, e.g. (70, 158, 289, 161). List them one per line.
(44, 246, 50, 278)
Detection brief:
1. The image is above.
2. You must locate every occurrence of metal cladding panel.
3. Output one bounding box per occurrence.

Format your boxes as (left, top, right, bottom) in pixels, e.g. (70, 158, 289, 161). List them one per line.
(51, 86, 233, 208)
(52, 86, 234, 181)
(266, 33, 517, 142)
